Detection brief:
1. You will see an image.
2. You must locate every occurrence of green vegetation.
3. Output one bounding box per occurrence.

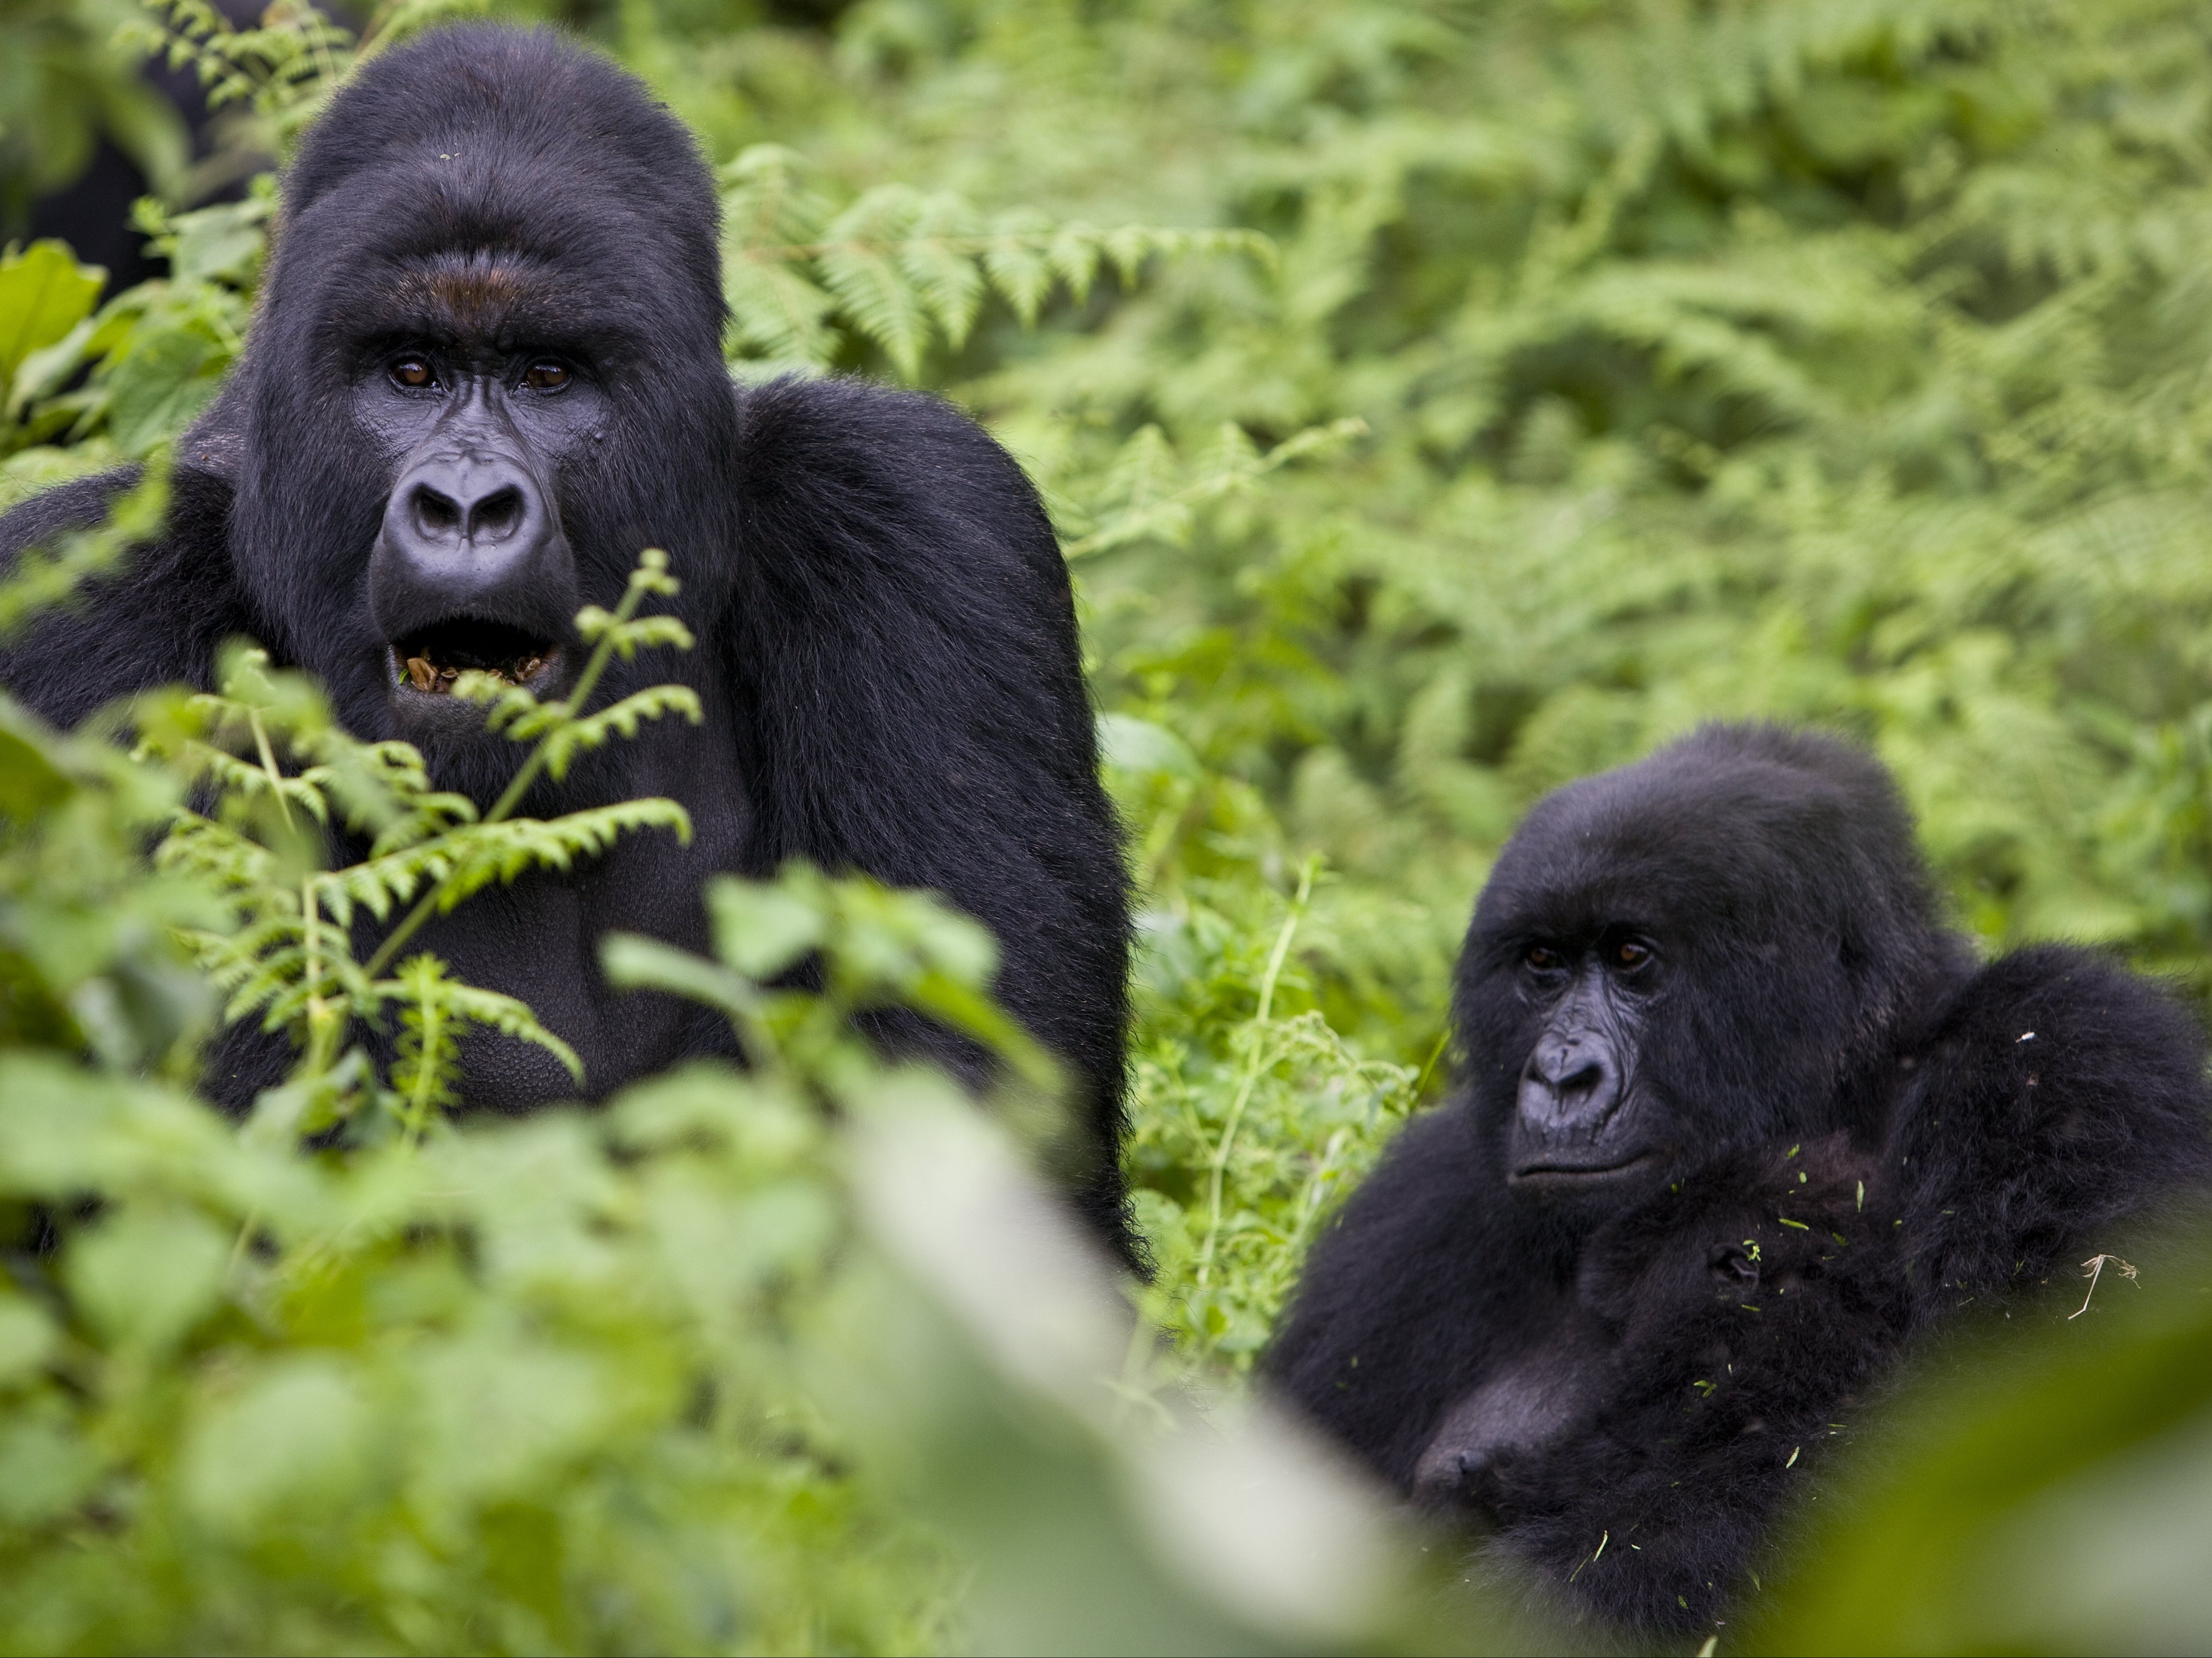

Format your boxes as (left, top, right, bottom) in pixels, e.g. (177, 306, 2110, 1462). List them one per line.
(3, 0, 2212, 1650)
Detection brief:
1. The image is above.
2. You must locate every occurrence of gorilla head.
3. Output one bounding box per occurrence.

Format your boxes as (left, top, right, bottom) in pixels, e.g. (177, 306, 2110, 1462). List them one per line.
(227, 26, 734, 792)
(1460, 724, 1966, 1220)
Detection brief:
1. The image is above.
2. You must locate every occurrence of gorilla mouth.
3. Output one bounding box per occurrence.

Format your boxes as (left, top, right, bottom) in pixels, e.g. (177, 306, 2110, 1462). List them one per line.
(391, 619, 561, 695)
(1511, 1151, 1659, 1186)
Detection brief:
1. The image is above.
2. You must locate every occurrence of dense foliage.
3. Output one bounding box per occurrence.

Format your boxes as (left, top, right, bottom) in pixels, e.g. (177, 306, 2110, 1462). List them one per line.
(4, 0, 2212, 1650)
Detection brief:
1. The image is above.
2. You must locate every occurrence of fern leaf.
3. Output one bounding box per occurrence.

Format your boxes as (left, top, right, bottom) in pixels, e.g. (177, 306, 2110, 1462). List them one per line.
(982, 209, 1057, 325)
(725, 259, 841, 371)
(537, 687, 705, 781)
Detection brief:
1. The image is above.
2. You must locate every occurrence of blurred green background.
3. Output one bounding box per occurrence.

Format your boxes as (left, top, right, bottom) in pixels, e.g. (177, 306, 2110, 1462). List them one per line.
(6, 0, 2212, 1651)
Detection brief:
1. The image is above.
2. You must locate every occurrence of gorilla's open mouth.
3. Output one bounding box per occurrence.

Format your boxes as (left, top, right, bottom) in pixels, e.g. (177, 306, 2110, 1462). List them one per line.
(1510, 1150, 1659, 1187)
(391, 619, 562, 695)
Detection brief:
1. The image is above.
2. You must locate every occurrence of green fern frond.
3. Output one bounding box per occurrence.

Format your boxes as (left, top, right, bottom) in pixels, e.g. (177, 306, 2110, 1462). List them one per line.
(0, 454, 172, 640)
(1062, 418, 1367, 559)
(717, 149, 1273, 382)
(382, 952, 579, 1138)
(536, 688, 705, 780)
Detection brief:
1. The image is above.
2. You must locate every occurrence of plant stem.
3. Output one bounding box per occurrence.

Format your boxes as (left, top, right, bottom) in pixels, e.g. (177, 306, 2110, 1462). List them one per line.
(250, 709, 293, 829)
(301, 876, 337, 1078)
(1194, 855, 1315, 1288)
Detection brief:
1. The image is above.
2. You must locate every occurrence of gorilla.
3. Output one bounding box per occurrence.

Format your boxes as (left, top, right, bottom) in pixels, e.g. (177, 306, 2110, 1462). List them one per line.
(1266, 723, 2212, 1634)
(0, 28, 1138, 1262)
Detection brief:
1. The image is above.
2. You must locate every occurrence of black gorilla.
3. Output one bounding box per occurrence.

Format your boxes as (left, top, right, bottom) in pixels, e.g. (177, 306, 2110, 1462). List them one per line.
(1266, 723, 2212, 1634)
(0, 28, 1138, 1262)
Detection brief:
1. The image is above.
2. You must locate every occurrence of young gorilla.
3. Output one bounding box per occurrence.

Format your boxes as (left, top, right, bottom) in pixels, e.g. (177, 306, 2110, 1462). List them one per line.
(0, 28, 1139, 1263)
(1266, 724, 2212, 1634)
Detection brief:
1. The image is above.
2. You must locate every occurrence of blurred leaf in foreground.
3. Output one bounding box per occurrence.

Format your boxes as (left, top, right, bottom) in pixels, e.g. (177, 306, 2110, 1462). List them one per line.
(1756, 1219, 2212, 1655)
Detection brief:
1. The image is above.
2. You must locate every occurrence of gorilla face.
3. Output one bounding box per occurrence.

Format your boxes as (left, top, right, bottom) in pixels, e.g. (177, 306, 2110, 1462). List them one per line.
(356, 321, 598, 737)
(1456, 724, 1967, 1216)
(1503, 930, 1665, 1192)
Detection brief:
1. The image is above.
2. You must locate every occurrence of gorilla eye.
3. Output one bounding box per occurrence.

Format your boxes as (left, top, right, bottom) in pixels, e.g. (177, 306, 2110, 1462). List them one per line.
(1615, 939, 1654, 970)
(390, 355, 435, 390)
(523, 360, 571, 391)
(1525, 945, 1565, 973)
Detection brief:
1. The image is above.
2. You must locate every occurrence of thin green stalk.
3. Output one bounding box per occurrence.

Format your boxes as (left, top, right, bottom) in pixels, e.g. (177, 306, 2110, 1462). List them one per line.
(300, 875, 339, 1078)
(361, 554, 665, 980)
(249, 709, 294, 829)
(402, 986, 445, 1146)
(1194, 856, 1316, 1289)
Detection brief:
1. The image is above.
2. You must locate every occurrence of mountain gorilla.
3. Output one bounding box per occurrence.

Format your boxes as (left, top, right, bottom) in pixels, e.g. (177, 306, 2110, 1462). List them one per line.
(0, 27, 1138, 1263)
(1266, 724, 2212, 1634)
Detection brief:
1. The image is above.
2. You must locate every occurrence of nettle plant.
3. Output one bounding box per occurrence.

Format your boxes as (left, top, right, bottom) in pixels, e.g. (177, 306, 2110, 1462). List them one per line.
(0, 544, 1201, 1650)
(0, 544, 1399, 1652)
(144, 548, 699, 1141)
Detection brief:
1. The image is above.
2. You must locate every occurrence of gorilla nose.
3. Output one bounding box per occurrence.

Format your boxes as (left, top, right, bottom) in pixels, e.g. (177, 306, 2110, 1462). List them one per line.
(370, 449, 578, 647)
(391, 454, 544, 555)
(406, 478, 526, 547)
(1518, 1038, 1621, 1136)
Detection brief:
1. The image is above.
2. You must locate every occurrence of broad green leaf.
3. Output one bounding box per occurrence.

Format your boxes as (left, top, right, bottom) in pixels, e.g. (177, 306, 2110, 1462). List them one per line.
(0, 1298, 58, 1384)
(105, 325, 228, 456)
(0, 725, 73, 820)
(0, 242, 104, 387)
(182, 1357, 372, 1531)
(66, 1201, 230, 1354)
(705, 875, 825, 980)
(0, 1416, 103, 1527)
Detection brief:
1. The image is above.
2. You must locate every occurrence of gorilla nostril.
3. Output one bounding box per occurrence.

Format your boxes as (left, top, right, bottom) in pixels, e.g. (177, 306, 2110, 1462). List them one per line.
(1556, 1060, 1604, 1097)
(469, 486, 525, 541)
(411, 486, 461, 538)
(1530, 1043, 1605, 1094)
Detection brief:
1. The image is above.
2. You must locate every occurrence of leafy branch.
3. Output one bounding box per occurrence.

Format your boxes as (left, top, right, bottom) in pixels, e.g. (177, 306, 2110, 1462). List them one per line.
(119, 0, 481, 155)
(364, 552, 700, 976)
(144, 549, 699, 1133)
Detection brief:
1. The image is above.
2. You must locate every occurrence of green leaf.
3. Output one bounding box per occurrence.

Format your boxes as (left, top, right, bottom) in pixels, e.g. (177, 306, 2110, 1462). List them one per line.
(0, 1298, 58, 1384)
(162, 198, 268, 287)
(105, 325, 228, 456)
(182, 1356, 372, 1531)
(66, 1201, 231, 1354)
(705, 876, 825, 980)
(0, 1416, 103, 1527)
(0, 725, 74, 821)
(0, 243, 104, 387)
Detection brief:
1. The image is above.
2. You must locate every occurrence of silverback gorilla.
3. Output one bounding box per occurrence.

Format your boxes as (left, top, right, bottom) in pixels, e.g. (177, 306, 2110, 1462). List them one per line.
(0, 27, 1139, 1263)
(1266, 723, 2212, 1635)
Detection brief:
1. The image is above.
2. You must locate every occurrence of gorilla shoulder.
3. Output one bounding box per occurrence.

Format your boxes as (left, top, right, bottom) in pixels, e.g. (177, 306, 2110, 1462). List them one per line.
(0, 426, 252, 728)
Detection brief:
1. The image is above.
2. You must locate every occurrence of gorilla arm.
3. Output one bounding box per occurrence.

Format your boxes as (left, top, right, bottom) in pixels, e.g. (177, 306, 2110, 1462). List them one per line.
(1263, 1103, 1547, 1487)
(1464, 1143, 1909, 1635)
(1888, 944, 2212, 1313)
(724, 375, 1136, 1258)
(0, 414, 256, 729)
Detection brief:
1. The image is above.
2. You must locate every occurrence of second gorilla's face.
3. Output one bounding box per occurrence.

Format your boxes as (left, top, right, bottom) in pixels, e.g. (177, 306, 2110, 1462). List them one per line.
(1505, 929, 1668, 1195)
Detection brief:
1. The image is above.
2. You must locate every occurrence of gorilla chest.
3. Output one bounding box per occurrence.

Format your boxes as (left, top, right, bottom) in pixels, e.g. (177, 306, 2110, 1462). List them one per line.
(399, 828, 726, 1108)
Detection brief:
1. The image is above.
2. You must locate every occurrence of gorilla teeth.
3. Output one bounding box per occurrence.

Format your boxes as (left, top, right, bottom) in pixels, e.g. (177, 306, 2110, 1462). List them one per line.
(396, 649, 548, 694)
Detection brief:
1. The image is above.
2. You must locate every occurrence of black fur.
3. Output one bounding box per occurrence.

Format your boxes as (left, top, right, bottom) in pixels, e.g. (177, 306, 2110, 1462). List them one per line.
(1266, 723, 2212, 1634)
(0, 26, 1138, 1264)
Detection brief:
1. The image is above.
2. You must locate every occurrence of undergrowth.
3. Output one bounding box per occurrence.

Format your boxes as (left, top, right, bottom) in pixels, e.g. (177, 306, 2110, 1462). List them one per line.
(5, 0, 2212, 1650)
